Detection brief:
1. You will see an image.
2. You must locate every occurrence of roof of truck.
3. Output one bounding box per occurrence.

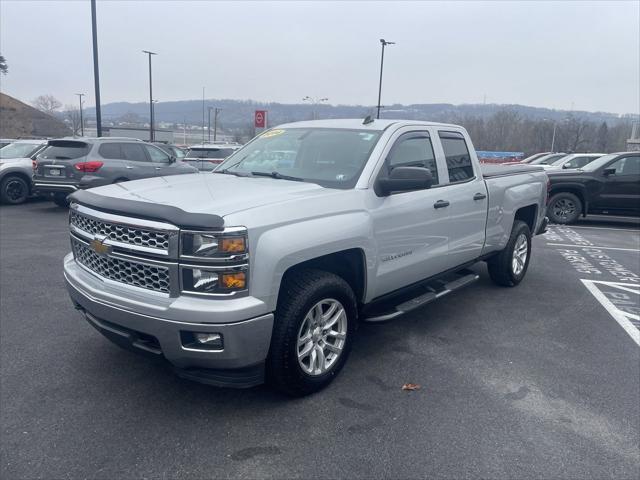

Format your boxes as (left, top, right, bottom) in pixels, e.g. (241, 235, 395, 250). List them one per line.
(275, 119, 462, 131)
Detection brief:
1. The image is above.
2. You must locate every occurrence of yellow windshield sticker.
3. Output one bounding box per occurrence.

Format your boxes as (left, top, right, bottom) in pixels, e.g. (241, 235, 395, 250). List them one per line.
(261, 129, 285, 138)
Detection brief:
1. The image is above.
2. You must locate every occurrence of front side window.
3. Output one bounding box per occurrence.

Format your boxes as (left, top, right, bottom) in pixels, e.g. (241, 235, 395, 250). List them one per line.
(607, 156, 640, 176)
(218, 128, 382, 189)
(439, 131, 474, 182)
(121, 143, 148, 162)
(387, 133, 439, 185)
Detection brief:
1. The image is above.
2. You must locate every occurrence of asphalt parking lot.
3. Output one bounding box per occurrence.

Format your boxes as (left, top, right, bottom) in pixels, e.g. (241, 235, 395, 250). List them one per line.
(1, 200, 639, 479)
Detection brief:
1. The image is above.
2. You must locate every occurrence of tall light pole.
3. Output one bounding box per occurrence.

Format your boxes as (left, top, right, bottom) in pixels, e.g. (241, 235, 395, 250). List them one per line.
(90, 0, 102, 136)
(142, 50, 157, 142)
(551, 121, 557, 152)
(376, 38, 395, 119)
(213, 108, 220, 142)
(208, 106, 213, 142)
(75, 93, 85, 136)
(303, 96, 328, 120)
(202, 87, 205, 144)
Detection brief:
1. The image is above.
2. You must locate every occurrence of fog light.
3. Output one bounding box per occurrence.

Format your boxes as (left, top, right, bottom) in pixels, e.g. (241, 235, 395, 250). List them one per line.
(181, 331, 224, 351)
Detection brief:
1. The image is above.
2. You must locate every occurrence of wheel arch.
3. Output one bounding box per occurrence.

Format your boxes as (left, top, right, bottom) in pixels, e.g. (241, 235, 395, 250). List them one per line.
(549, 185, 588, 216)
(1, 170, 33, 194)
(514, 204, 538, 233)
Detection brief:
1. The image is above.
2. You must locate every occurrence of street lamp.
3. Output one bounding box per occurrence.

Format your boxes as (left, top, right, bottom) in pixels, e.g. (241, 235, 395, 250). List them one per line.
(75, 93, 85, 136)
(302, 96, 329, 120)
(376, 38, 395, 119)
(142, 50, 157, 142)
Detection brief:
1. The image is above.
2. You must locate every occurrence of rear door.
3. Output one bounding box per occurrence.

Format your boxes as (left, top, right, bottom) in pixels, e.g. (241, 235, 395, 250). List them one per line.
(593, 155, 640, 214)
(435, 130, 488, 267)
(119, 142, 156, 180)
(370, 128, 450, 298)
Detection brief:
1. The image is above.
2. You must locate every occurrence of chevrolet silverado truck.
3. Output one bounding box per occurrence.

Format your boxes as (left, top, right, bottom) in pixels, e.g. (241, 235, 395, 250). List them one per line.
(64, 119, 548, 396)
(546, 151, 640, 224)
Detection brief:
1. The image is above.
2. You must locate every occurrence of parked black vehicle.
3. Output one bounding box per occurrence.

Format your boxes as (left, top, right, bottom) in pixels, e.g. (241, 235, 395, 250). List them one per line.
(547, 152, 640, 224)
(33, 138, 198, 207)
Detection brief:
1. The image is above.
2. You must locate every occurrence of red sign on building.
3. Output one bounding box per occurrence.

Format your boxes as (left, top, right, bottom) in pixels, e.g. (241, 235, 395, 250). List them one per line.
(254, 110, 267, 128)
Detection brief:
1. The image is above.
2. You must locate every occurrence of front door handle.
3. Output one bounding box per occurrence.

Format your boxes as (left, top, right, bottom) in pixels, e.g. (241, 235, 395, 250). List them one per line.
(473, 193, 487, 200)
(155, 167, 162, 170)
(433, 200, 450, 209)
(125, 166, 134, 170)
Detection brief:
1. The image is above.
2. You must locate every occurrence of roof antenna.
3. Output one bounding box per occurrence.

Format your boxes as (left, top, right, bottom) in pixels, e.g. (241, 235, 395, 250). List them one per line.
(363, 115, 374, 125)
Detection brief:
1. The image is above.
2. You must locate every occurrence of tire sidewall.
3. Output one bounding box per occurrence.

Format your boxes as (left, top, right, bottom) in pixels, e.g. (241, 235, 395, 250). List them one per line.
(509, 223, 532, 284)
(548, 192, 581, 224)
(271, 273, 357, 395)
(1, 176, 29, 205)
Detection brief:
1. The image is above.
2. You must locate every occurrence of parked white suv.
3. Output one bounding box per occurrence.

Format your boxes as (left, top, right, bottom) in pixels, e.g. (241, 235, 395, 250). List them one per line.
(543, 153, 604, 170)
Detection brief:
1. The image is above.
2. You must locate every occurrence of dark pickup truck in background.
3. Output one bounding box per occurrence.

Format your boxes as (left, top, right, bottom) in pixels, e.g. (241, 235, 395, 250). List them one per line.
(547, 151, 640, 224)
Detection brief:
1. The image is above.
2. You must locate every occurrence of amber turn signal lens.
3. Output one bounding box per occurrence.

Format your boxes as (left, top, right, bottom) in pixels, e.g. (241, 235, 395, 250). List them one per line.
(220, 272, 246, 289)
(220, 237, 246, 253)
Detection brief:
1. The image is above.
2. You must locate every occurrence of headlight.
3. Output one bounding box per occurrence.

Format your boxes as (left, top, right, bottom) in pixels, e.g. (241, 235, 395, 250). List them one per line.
(181, 229, 247, 259)
(181, 266, 247, 295)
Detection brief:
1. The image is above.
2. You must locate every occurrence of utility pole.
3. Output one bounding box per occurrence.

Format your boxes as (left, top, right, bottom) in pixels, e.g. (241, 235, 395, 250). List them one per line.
(551, 122, 557, 152)
(202, 87, 205, 144)
(213, 108, 220, 142)
(376, 38, 395, 119)
(142, 50, 157, 142)
(208, 106, 213, 142)
(183, 117, 187, 145)
(75, 93, 85, 136)
(90, 0, 102, 136)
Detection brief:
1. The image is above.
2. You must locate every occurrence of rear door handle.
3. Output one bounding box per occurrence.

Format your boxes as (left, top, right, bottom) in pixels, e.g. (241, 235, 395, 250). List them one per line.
(433, 200, 450, 209)
(155, 167, 162, 170)
(473, 193, 487, 200)
(125, 166, 134, 170)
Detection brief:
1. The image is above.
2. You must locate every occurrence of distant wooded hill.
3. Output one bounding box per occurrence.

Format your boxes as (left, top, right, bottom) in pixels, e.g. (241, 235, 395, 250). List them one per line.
(1, 93, 71, 138)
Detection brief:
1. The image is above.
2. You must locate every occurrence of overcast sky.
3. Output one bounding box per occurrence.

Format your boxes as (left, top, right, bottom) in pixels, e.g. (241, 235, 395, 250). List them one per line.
(1, 1, 638, 114)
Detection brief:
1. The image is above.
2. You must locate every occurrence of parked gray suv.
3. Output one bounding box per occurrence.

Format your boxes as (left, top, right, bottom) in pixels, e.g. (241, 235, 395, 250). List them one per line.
(33, 138, 198, 206)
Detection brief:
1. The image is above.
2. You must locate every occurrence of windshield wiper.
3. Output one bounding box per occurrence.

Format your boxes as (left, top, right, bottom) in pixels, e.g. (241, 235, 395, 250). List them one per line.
(251, 171, 305, 182)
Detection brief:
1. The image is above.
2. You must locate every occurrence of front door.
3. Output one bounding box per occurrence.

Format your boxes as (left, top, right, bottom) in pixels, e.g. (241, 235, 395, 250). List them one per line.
(370, 130, 450, 299)
(120, 143, 157, 180)
(593, 155, 640, 214)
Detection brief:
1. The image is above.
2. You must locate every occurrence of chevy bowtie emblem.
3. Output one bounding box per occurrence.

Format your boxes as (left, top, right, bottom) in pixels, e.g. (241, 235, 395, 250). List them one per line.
(90, 235, 111, 256)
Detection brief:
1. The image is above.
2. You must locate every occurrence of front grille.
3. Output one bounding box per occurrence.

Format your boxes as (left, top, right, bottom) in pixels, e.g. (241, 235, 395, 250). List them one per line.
(72, 238, 170, 293)
(70, 210, 170, 251)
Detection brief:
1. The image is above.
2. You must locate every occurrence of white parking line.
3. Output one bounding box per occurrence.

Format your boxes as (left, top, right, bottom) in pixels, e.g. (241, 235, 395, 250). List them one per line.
(560, 225, 640, 233)
(545, 243, 639, 253)
(581, 279, 640, 347)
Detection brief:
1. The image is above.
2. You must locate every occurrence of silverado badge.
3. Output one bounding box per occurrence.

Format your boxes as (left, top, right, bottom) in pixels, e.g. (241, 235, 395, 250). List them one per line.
(90, 235, 111, 256)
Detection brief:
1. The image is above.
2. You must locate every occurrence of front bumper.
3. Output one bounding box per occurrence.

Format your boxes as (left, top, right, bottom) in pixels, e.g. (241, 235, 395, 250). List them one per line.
(64, 254, 274, 388)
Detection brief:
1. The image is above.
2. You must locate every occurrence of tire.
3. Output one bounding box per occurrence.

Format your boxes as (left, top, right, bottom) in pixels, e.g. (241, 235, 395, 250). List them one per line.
(267, 269, 357, 396)
(487, 220, 532, 287)
(547, 192, 582, 224)
(0, 175, 29, 205)
(52, 193, 70, 208)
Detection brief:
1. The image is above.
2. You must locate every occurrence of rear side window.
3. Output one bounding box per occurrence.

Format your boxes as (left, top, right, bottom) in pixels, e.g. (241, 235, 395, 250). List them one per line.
(98, 143, 122, 159)
(121, 143, 148, 162)
(387, 133, 439, 185)
(439, 131, 474, 182)
(40, 141, 90, 160)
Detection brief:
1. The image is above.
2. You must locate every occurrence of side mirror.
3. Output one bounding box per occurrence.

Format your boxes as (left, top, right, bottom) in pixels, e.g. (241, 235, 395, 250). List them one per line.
(169, 155, 177, 163)
(562, 164, 571, 169)
(375, 166, 433, 196)
(603, 168, 615, 176)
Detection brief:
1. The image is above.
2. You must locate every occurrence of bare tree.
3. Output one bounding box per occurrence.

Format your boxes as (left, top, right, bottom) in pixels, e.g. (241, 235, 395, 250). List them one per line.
(32, 95, 63, 115)
(64, 105, 82, 135)
(0, 54, 7, 75)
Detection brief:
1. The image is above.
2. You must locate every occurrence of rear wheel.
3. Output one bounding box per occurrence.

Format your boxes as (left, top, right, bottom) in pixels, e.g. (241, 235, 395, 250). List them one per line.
(52, 193, 70, 208)
(267, 269, 357, 396)
(0, 175, 29, 205)
(487, 220, 532, 287)
(547, 192, 582, 224)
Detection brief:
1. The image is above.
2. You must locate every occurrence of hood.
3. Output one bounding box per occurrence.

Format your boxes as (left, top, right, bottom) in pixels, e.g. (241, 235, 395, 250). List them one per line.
(86, 172, 338, 218)
(0, 157, 30, 165)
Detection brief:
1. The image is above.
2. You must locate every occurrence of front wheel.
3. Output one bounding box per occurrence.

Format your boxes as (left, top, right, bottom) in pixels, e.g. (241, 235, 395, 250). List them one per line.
(487, 220, 532, 287)
(0, 175, 29, 205)
(267, 269, 357, 396)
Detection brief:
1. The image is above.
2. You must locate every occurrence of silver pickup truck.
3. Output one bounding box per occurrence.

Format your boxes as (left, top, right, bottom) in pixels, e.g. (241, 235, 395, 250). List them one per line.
(64, 119, 548, 396)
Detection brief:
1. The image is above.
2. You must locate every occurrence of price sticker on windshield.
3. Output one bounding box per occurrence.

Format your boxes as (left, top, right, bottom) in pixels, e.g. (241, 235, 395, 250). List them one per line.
(261, 129, 286, 138)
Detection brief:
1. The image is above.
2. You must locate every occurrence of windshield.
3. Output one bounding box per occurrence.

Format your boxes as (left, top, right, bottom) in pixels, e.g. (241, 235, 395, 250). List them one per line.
(531, 153, 566, 165)
(217, 128, 382, 189)
(0, 142, 42, 159)
(581, 154, 619, 172)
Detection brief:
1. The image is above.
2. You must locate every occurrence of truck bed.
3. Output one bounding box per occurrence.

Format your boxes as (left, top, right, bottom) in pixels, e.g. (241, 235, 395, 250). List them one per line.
(481, 163, 544, 178)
